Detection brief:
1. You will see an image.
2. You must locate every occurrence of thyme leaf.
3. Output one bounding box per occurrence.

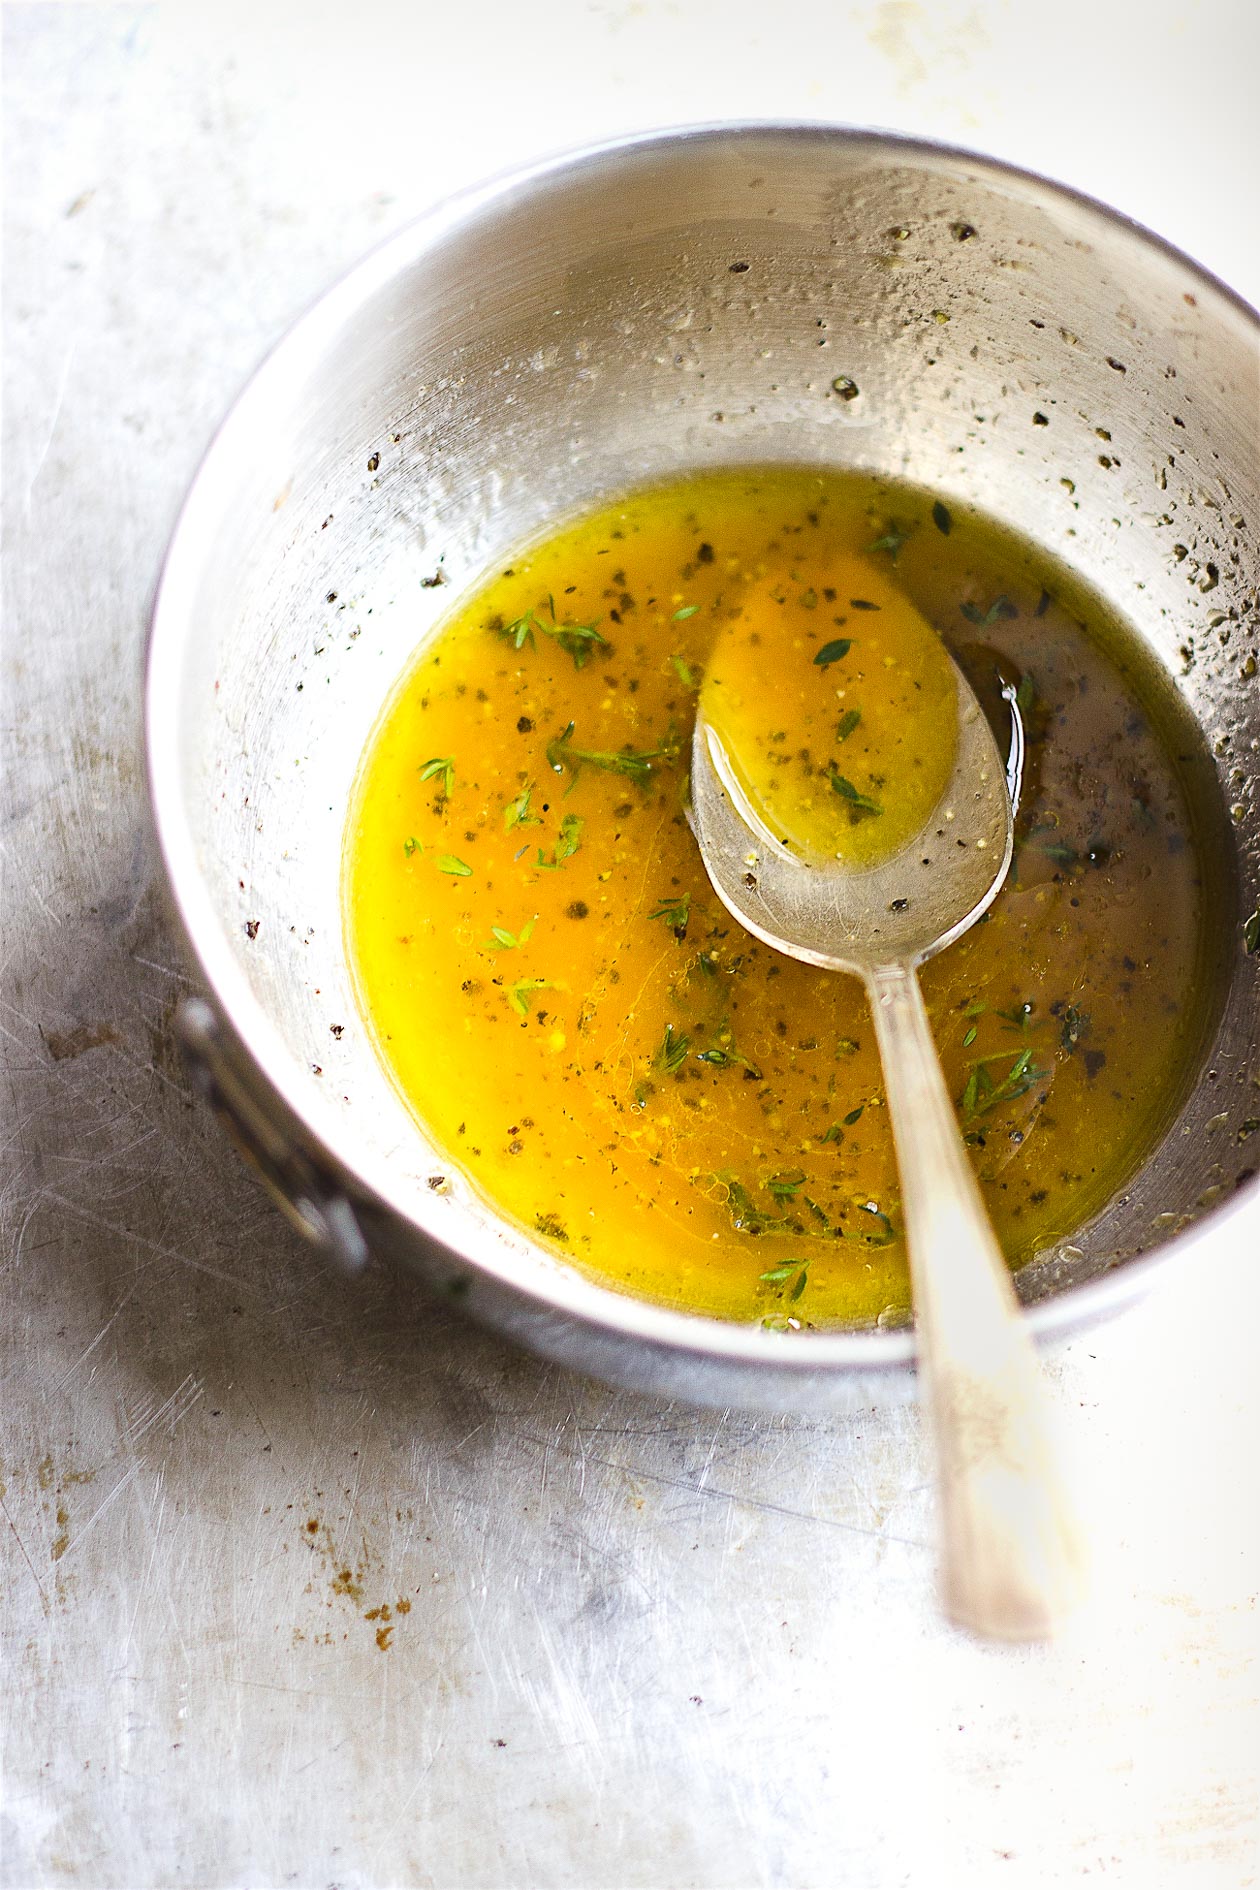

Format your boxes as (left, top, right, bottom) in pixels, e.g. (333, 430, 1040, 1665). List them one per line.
(829, 772, 882, 817)
(484, 916, 537, 953)
(648, 891, 691, 935)
(535, 813, 584, 871)
(437, 854, 472, 876)
(508, 977, 556, 1017)
(960, 594, 1018, 627)
(814, 638, 852, 668)
(655, 1023, 690, 1074)
(836, 708, 862, 742)
(497, 599, 608, 669)
(503, 784, 543, 831)
(546, 721, 680, 786)
(419, 755, 455, 797)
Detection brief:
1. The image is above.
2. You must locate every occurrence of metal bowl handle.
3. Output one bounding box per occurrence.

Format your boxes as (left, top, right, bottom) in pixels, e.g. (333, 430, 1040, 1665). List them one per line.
(175, 996, 370, 1276)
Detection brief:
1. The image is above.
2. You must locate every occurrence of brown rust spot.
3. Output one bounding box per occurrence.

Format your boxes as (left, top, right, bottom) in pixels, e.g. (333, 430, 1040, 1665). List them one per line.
(43, 1023, 121, 1062)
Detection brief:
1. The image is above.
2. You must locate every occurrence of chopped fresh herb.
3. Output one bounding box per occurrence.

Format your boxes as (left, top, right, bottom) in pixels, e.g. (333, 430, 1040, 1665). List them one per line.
(997, 1001, 1036, 1033)
(960, 1046, 1048, 1120)
(655, 1023, 690, 1074)
(671, 653, 700, 687)
(830, 772, 882, 817)
(760, 1259, 810, 1301)
(854, 1202, 895, 1246)
(849, 598, 880, 612)
(509, 977, 556, 1017)
(867, 524, 912, 560)
(648, 891, 692, 934)
(485, 916, 537, 953)
(419, 755, 455, 797)
(960, 594, 1018, 627)
(962, 1024, 977, 1047)
(1015, 672, 1038, 717)
(672, 604, 699, 621)
(932, 500, 953, 535)
(503, 783, 543, 831)
(438, 854, 472, 876)
(535, 813, 584, 871)
(695, 1046, 761, 1076)
(1245, 906, 1260, 954)
(836, 1036, 858, 1057)
(836, 708, 862, 742)
(766, 1170, 806, 1200)
(713, 1171, 788, 1236)
(819, 1124, 844, 1144)
(535, 1210, 568, 1241)
(1059, 1003, 1091, 1051)
(546, 721, 679, 785)
(497, 599, 608, 669)
(814, 638, 852, 668)
(403, 836, 421, 857)
(842, 1104, 864, 1126)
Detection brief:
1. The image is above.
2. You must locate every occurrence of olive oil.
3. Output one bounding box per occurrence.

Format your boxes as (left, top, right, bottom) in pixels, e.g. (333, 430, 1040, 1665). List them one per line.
(345, 469, 1216, 1328)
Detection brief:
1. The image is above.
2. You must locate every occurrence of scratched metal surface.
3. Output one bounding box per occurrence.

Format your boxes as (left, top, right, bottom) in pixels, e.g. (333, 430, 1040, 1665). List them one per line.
(3, 7, 1259, 1888)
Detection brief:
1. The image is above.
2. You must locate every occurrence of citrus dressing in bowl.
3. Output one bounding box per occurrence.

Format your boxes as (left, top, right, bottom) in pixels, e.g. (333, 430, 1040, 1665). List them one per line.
(344, 468, 1218, 1329)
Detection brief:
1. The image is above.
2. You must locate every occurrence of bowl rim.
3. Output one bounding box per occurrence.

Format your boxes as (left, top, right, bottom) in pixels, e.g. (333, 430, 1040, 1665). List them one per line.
(145, 118, 1260, 1379)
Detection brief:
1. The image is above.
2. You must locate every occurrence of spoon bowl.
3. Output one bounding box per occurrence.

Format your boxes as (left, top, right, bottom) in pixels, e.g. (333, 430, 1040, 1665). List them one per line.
(692, 669, 1017, 974)
(690, 658, 1084, 1642)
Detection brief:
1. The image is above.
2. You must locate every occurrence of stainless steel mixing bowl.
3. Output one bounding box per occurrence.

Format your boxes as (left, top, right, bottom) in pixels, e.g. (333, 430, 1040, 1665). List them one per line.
(146, 124, 1259, 1411)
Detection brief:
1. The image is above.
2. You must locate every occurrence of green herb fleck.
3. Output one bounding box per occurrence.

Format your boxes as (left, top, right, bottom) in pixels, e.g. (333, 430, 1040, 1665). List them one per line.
(867, 524, 912, 560)
(438, 854, 472, 876)
(960, 594, 1018, 627)
(672, 604, 699, 621)
(509, 977, 556, 1017)
(648, 891, 692, 934)
(960, 1046, 1048, 1120)
(535, 812, 584, 871)
(655, 1023, 691, 1075)
(842, 1104, 865, 1126)
(485, 916, 537, 953)
(962, 1024, 977, 1047)
(765, 1170, 806, 1201)
(420, 755, 455, 798)
(497, 599, 608, 669)
(932, 500, 953, 535)
(814, 638, 852, 668)
(671, 654, 700, 687)
(830, 772, 882, 817)
(535, 1210, 568, 1242)
(1059, 1003, 1092, 1052)
(713, 1171, 788, 1236)
(403, 836, 421, 857)
(503, 783, 543, 831)
(546, 721, 679, 786)
(836, 708, 862, 742)
(760, 1258, 810, 1302)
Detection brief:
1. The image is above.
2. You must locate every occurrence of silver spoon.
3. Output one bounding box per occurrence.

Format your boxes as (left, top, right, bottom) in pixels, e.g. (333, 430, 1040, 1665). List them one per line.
(690, 665, 1085, 1641)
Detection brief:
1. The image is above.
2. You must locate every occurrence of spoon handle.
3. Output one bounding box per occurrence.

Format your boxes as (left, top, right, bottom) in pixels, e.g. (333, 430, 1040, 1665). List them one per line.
(868, 960, 1086, 1642)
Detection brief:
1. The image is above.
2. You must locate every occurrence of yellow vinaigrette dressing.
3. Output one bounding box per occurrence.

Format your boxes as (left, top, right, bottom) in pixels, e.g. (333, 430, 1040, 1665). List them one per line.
(346, 469, 1216, 1328)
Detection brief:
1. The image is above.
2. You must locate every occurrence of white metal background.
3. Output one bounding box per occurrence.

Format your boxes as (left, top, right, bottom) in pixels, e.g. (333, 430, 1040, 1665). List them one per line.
(3, 4, 1258, 1885)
